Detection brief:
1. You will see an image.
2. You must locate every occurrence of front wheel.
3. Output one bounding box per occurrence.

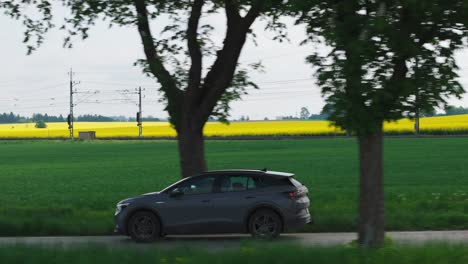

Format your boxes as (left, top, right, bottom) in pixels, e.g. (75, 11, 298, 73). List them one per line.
(127, 211, 161, 243)
(248, 209, 282, 239)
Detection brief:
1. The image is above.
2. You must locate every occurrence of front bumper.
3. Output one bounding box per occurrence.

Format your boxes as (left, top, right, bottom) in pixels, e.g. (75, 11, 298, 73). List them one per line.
(114, 211, 128, 235)
(114, 225, 126, 235)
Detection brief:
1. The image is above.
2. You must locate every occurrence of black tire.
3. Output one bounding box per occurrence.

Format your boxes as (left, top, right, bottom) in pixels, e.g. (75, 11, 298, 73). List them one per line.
(127, 211, 161, 243)
(248, 209, 282, 239)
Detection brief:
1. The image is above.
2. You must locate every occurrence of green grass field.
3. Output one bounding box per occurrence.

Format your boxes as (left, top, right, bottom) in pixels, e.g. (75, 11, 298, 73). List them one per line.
(1, 138, 468, 235)
(2, 243, 468, 264)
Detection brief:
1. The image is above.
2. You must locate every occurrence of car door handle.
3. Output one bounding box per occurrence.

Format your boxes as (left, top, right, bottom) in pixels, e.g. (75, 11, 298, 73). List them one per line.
(201, 200, 211, 203)
(245, 196, 256, 199)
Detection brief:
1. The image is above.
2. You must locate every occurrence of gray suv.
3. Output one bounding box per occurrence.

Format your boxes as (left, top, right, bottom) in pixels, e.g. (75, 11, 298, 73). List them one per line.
(114, 170, 311, 242)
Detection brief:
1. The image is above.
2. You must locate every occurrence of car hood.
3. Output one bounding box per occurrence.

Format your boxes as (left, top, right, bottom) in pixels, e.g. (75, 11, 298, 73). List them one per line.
(118, 192, 162, 204)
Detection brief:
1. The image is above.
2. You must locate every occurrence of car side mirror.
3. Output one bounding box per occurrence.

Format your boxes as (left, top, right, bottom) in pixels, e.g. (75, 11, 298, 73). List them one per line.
(169, 188, 184, 197)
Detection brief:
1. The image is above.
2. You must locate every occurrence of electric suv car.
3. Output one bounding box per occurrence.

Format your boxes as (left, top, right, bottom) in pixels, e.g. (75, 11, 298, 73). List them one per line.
(114, 170, 311, 242)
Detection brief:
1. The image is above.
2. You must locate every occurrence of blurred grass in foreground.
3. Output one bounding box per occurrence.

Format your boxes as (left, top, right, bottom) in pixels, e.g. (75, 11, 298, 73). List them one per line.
(1, 243, 468, 264)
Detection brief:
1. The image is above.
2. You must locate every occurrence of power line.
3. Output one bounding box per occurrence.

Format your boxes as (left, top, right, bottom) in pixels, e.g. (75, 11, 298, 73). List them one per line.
(0, 83, 69, 100)
(75, 91, 100, 105)
(1, 74, 319, 117)
(79, 78, 315, 89)
(2, 97, 68, 103)
(239, 95, 314, 102)
(82, 80, 158, 88)
(5, 103, 68, 110)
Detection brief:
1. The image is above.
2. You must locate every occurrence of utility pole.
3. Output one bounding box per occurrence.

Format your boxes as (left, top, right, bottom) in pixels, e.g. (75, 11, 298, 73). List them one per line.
(118, 87, 144, 138)
(415, 90, 420, 135)
(137, 86, 143, 137)
(68, 68, 79, 139)
(414, 60, 420, 136)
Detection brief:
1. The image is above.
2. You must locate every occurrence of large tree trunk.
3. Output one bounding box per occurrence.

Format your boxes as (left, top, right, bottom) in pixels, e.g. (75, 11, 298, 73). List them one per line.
(414, 88, 420, 135)
(414, 111, 420, 135)
(177, 117, 207, 178)
(134, 0, 266, 178)
(357, 125, 385, 247)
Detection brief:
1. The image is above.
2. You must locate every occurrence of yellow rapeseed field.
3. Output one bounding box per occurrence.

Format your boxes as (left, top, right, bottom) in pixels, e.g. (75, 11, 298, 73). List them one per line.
(0, 114, 467, 138)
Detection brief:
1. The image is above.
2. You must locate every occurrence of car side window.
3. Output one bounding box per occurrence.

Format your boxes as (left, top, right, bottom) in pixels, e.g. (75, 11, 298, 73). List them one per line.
(174, 176, 216, 195)
(220, 175, 256, 192)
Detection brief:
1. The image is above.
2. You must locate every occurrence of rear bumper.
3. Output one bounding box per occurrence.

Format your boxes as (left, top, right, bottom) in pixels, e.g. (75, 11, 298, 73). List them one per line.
(284, 210, 312, 231)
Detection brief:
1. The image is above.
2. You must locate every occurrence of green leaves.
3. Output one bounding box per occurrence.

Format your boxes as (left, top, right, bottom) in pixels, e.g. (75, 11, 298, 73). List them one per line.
(210, 62, 263, 123)
(1, 0, 54, 54)
(296, 0, 468, 135)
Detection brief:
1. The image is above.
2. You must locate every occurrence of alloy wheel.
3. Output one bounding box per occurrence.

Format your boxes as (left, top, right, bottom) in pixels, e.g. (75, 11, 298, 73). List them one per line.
(252, 214, 278, 238)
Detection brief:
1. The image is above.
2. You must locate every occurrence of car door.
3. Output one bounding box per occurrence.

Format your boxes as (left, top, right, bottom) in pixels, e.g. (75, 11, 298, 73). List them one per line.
(158, 175, 218, 234)
(208, 173, 262, 233)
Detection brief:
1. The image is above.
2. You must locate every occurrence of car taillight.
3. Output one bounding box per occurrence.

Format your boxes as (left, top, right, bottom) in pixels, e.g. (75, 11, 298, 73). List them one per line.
(285, 190, 306, 199)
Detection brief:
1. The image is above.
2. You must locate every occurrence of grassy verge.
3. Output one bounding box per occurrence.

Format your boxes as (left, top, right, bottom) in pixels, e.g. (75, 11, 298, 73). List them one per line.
(1, 243, 468, 264)
(1, 138, 468, 235)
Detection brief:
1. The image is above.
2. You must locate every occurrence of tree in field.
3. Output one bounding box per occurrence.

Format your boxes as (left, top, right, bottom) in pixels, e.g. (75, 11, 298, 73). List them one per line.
(299, 107, 310, 119)
(294, 0, 467, 246)
(35, 120, 47, 128)
(1, 0, 283, 177)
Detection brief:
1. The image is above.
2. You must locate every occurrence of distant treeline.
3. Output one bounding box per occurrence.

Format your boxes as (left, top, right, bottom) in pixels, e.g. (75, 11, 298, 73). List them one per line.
(278, 113, 330, 121)
(75, 115, 114, 122)
(0, 112, 164, 124)
(442, 106, 468, 116)
(1, 106, 467, 124)
(0, 112, 26, 124)
(275, 105, 468, 121)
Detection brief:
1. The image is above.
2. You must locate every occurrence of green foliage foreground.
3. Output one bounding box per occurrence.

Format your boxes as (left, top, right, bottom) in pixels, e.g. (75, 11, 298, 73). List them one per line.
(1, 243, 468, 264)
(0, 138, 467, 235)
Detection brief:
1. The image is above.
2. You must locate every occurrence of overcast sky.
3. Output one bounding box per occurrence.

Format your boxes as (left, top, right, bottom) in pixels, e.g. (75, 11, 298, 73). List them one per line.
(1, 7, 467, 120)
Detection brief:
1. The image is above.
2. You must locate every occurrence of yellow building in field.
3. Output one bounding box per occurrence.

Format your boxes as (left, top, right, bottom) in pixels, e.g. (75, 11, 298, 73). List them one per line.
(0, 114, 467, 138)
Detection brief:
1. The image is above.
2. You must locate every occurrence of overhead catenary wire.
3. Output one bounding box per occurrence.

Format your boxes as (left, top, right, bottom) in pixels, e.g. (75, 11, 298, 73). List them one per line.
(6, 103, 69, 110)
(1, 66, 321, 117)
(0, 85, 320, 114)
(0, 49, 318, 117)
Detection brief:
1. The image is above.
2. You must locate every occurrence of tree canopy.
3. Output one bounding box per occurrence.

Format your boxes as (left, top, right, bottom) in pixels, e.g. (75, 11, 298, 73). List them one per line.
(2, 0, 286, 176)
(1, 0, 284, 125)
(293, 0, 467, 247)
(295, 0, 467, 135)
(3, 0, 288, 175)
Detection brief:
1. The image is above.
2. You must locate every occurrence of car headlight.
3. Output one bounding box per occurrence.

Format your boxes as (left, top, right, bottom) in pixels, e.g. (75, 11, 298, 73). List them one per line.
(115, 203, 129, 215)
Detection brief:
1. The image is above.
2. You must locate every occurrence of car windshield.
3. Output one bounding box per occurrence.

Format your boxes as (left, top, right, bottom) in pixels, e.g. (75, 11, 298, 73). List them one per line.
(160, 177, 191, 193)
(174, 176, 215, 194)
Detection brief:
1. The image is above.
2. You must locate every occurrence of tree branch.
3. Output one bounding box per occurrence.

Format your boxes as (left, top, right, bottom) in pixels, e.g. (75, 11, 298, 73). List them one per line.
(186, 0, 204, 102)
(197, 0, 265, 122)
(187, 0, 204, 89)
(242, 0, 266, 28)
(133, 0, 181, 105)
(224, 0, 241, 25)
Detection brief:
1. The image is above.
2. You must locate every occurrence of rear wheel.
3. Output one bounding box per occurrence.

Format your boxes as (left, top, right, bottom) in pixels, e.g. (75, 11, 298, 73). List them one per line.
(248, 209, 282, 239)
(127, 211, 161, 243)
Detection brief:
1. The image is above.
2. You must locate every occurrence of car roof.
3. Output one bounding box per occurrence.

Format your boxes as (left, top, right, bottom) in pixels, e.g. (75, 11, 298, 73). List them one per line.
(160, 169, 295, 193)
(201, 169, 294, 177)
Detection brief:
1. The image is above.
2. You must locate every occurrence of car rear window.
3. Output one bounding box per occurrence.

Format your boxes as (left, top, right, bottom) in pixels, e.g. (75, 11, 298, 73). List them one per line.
(253, 176, 292, 188)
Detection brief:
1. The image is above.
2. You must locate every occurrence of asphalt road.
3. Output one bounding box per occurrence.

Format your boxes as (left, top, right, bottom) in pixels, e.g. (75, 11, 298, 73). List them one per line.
(1, 231, 468, 250)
